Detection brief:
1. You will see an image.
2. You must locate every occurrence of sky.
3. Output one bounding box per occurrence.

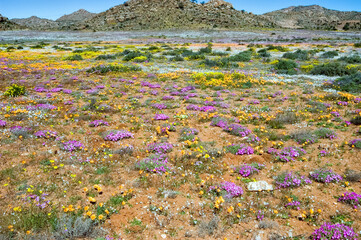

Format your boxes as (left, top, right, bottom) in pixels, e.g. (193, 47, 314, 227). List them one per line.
(1, 0, 361, 20)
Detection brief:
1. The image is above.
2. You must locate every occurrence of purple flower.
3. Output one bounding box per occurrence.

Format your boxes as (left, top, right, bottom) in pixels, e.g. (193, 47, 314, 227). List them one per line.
(209, 181, 243, 198)
(89, 120, 109, 127)
(147, 142, 173, 154)
(0, 120, 6, 127)
(338, 192, 361, 209)
(225, 144, 254, 155)
(35, 130, 57, 139)
(275, 172, 312, 189)
(62, 140, 84, 152)
(136, 154, 171, 174)
(311, 223, 358, 240)
(154, 114, 169, 120)
(310, 168, 342, 183)
(104, 130, 134, 141)
(268, 146, 306, 162)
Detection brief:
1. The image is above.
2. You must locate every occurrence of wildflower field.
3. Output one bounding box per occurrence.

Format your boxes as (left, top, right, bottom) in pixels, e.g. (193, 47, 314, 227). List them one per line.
(0, 38, 361, 239)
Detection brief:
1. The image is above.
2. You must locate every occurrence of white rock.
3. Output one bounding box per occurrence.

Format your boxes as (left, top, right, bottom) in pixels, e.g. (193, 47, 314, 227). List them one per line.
(247, 181, 273, 191)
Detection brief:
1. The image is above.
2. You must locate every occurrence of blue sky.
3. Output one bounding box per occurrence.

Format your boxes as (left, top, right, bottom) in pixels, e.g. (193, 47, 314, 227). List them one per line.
(1, 0, 360, 20)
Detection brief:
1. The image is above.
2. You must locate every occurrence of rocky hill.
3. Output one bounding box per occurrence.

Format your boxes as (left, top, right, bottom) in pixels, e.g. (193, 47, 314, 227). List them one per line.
(0, 14, 22, 31)
(11, 16, 59, 30)
(56, 9, 96, 30)
(263, 5, 361, 30)
(84, 0, 277, 30)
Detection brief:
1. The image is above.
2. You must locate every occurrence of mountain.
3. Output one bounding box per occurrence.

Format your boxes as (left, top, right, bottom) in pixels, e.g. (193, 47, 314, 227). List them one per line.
(11, 16, 59, 30)
(56, 9, 96, 30)
(263, 5, 361, 30)
(84, 0, 277, 30)
(0, 14, 22, 31)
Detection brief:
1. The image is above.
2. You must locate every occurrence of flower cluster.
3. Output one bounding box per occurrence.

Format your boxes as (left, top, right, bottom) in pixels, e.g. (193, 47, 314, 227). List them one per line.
(268, 146, 306, 162)
(311, 223, 358, 240)
(235, 163, 264, 177)
(147, 142, 173, 154)
(0, 120, 6, 127)
(154, 114, 169, 120)
(338, 192, 361, 209)
(209, 181, 243, 198)
(151, 103, 167, 110)
(275, 172, 312, 189)
(104, 130, 134, 141)
(135, 154, 170, 174)
(225, 144, 254, 155)
(24, 193, 51, 209)
(349, 139, 361, 149)
(89, 120, 109, 127)
(210, 116, 228, 128)
(285, 200, 301, 210)
(35, 130, 57, 139)
(61, 140, 84, 152)
(310, 168, 343, 183)
(224, 123, 252, 137)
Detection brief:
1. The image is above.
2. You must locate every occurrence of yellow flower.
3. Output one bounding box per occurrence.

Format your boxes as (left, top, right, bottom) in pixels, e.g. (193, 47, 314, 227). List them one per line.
(90, 214, 96, 220)
(98, 214, 104, 220)
(86, 211, 92, 216)
(84, 206, 89, 211)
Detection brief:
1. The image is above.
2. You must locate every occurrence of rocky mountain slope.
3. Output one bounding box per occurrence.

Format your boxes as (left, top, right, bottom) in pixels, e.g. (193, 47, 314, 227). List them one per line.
(56, 9, 96, 30)
(84, 0, 277, 30)
(263, 5, 361, 30)
(11, 16, 59, 30)
(0, 14, 22, 31)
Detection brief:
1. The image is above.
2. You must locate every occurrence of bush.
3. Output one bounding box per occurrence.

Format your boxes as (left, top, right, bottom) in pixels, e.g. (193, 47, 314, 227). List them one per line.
(170, 55, 184, 61)
(95, 54, 116, 60)
(330, 73, 361, 93)
(273, 59, 298, 75)
(228, 51, 252, 62)
(64, 54, 83, 61)
(354, 42, 361, 48)
(310, 62, 357, 76)
(320, 51, 338, 58)
(282, 49, 309, 60)
(87, 64, 141, 74)
(257, 48, 270, 58)
(339, 55, 361, 64)
(351, 115, 361, 125)
(201, 58, 238, 68)
(4, 84, 26, 97)
(266, 45, 288, 52)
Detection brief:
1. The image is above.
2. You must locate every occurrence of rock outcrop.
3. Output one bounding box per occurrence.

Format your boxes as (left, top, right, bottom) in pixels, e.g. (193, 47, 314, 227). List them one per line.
(263, 5, 361, 30)
(11, 16, 59, 30)
(84, 0, 277, 30)
(0, 14, 22, 31)
(56, 9, 96, 30)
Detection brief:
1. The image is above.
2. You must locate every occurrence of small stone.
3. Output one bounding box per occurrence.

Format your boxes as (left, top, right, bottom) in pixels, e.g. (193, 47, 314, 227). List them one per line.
(247, 181, 273, 191)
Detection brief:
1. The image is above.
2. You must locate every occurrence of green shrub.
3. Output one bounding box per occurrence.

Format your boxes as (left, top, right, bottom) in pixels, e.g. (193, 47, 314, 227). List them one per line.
(65, 54, 83, 61)
(339, 55, 361, 64)
(257, 49, 271, 58)
(266, 45, 288, 52)
(201, 58, 238, 68)
(4, 84, 26, 97)
(351, 116, 361, 125)
(273, 59, 298, 75)
(310, 62, 357, 76)
(170, 55, 184, 61)
(320, 51, 339, 58)
(329, 73, 361, 93)
(282, 49, 309, 60)
(228, 51, 252, 62)
(95, 54, 116, 60)
(354, 43, 361, 48)
(87, 64, 142, 74)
